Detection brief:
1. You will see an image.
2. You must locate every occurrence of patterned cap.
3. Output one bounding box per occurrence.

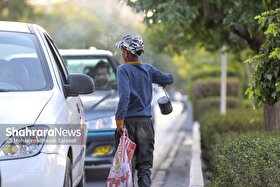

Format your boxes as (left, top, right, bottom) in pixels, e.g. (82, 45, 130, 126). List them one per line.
(115, 34, 144, 56)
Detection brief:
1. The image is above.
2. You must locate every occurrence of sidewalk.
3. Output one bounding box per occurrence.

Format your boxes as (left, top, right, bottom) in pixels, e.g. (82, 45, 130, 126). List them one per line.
(152, 121, 204, 187)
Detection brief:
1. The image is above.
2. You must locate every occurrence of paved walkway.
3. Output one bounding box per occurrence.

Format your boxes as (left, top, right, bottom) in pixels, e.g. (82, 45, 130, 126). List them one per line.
(163, 134, 192, 187)
(152, 122, 204, 187)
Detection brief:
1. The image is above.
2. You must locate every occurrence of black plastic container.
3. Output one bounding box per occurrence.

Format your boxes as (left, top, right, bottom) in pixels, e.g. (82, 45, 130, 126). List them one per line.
(157, 95, 173, 115)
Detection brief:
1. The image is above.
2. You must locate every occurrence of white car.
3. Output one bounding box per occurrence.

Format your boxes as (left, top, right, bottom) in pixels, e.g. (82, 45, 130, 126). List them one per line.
(0, 21, 95, 187)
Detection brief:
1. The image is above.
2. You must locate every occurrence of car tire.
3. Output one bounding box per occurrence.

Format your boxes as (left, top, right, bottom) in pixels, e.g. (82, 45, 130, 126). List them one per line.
(63, 157, 72, 187)
(76, 170, 85, 187)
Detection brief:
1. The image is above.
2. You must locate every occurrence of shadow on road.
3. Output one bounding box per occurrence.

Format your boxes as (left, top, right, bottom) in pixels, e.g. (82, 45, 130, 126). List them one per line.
(86, 166, 110, 186)
(86, 167, 110, 180)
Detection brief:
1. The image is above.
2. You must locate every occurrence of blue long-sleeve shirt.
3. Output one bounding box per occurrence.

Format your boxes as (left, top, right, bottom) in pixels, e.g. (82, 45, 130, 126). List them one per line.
(115, 62, 174, 124)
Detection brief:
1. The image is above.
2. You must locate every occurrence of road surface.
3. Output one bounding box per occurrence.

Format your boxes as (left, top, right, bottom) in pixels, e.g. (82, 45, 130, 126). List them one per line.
(86, 101, 187, 187)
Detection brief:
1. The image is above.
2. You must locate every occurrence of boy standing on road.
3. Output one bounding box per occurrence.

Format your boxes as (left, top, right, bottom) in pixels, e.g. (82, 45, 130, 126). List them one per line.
(115, 34, 174, 187)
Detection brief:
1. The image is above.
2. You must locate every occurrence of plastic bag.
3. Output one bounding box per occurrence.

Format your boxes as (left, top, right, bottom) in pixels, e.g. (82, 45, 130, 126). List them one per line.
(107, 128, 136, 187)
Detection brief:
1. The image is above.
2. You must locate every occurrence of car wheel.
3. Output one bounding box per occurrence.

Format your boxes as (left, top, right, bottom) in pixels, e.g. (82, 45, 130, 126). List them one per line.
(76, 170, 85, 187)
(63, 157, 72, 187)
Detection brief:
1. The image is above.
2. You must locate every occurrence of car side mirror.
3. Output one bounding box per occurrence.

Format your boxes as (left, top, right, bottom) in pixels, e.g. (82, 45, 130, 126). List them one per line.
(65, 74, 95, 97)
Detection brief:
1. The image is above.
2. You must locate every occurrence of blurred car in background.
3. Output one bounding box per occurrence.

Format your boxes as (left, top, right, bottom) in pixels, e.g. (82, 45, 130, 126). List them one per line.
(60, 49, 120, 168)
(0, 21, 94, 187)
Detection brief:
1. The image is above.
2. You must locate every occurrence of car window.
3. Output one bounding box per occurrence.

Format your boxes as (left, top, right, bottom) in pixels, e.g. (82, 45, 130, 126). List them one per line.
(0, 32, 51, 91)
(63, 56, 117, 90)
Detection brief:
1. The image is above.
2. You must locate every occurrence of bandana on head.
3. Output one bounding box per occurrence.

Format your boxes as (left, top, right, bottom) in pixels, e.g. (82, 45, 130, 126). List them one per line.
(115, 34, 144, 56)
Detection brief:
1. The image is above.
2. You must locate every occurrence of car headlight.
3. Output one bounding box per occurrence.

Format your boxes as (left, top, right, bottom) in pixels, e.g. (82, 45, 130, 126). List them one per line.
(86, 116, 116, 130)
(0, 125, 48, 160)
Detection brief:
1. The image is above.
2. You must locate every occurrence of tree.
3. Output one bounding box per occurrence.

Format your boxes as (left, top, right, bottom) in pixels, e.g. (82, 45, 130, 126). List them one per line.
(125, 0, 280, 130)
(0, 0, 34, 21)
(32, 0, 143, 50)
(125, 0, 280, 53)
(245, 9, 280, 130)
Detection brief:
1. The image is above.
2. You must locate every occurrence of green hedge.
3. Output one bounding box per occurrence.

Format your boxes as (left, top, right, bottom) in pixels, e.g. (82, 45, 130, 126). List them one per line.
(191, 69, 239, 81)
(208, 132, 280, 187)
(200, 109, 263, 172)
(194, 96, 241, 120)
(193, 78, 241, 99)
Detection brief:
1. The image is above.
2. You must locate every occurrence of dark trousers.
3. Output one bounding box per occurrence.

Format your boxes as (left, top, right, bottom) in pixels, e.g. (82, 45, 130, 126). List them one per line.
(115, 117, 154, 187)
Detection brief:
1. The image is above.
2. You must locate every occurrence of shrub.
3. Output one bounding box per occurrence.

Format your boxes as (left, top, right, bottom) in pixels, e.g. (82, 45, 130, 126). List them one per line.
(201, 109, 263, 147)
(208, 132, 280, 187)
(194, 96, 241, 120)
(193, 78, 241, 99)
(191, 68, 238, 81)
(200, 109, 263, 171)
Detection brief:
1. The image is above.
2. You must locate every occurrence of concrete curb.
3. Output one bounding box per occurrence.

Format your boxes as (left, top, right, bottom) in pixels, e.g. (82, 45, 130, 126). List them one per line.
(189, 121, 204, 187)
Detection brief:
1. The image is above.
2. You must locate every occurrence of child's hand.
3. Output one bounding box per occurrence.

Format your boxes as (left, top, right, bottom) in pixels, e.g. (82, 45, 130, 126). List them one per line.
(116, 124, 124, 135)
(159, 84, 166, 89)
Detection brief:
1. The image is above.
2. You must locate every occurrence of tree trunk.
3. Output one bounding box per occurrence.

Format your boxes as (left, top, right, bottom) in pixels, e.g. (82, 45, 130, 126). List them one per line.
(245, 64, 253, 80)
(264, 102, 280, 130)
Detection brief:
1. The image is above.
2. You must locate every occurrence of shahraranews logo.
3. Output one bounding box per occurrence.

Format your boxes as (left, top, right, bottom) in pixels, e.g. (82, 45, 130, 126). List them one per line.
(6, 127, 81, 137)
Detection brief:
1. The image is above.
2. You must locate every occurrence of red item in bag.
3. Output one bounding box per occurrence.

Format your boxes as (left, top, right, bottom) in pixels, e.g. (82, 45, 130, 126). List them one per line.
(107, 128, 136, 187)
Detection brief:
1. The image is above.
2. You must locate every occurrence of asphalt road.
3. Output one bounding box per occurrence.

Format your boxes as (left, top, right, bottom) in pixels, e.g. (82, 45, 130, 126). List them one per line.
(86, 101, 186, 187)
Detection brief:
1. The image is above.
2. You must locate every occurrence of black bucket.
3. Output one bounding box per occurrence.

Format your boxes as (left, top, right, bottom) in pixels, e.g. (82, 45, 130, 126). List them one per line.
(157, 96, 173, 115)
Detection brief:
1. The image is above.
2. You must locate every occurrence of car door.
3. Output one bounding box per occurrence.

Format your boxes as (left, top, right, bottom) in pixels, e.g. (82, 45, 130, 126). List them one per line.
(43, 34, 86, 182)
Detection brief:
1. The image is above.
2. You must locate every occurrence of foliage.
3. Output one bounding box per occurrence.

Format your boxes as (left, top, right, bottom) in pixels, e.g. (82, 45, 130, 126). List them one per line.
(194, 96, 241, 120)
(33, 0, 143, 50)
(172, 47, 247, 97)
(208, 132, 280, 187)
(0, 0, 34, 21)
(245, 9, 280, 107)
(200, 109, 263, 151)
(200, 109, 263, 173)
(191, 68, 238, 81)
(125, 0, 280, 53)
(193, 78, 241, 99)
(178, 47, 246, 119)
